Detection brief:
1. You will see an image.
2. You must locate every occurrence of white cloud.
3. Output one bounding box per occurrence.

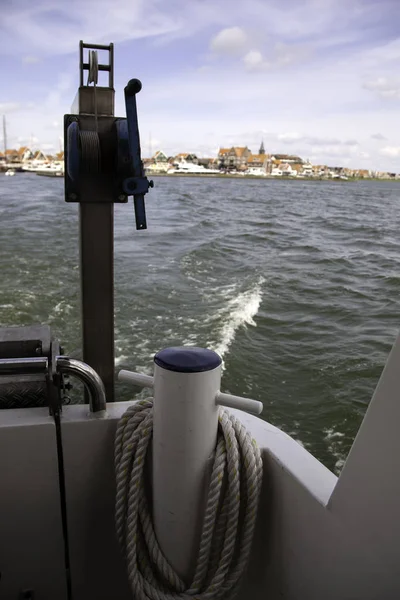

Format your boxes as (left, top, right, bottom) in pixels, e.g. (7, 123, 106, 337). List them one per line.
(44, 72, 74, 111)
(134, 58, 399, 168)
(210, 27, 247, 55)
(41, 143, 55, 151)
(0, 0, 182, 55)
(363, 77, 400, 99)
(243, 50, 267, 70)
(16, 136, 39, 147)
(0, 102, 21, 113)
(2, 0, 400, 171)
(278, 132, 303, 142)
(371, 133, 386, 140)
(379, 146, 400, 158)
(243, 43, 310, 71)
(363, 38, 400, 68)
(277, 132, 358, 148)
(22, 55, 39, 64)
(309, 144, 359, 158)
(274, 42, 311, 67)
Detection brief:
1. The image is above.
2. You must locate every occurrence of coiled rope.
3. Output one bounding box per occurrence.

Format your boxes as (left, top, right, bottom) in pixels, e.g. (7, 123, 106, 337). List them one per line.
(115, 399, 263, 600)
(79, 130, 101, 173)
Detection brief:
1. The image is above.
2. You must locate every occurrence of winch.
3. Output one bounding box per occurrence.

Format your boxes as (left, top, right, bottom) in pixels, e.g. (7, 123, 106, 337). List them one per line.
(64, 41, 153, 228)
(63, 41, 153, 401)
(0, 41, 153, 407)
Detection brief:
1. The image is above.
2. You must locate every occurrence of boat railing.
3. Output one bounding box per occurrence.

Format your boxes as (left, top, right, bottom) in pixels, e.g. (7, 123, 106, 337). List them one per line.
(0, 355, 106, 413)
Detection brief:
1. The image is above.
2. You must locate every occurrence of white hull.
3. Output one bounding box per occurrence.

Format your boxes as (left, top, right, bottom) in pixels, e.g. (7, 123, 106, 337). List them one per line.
(36, 169, 64, 177)
(1, 329, 400, 598)
(169, 160, 220, 175)
(22, 163, 64, 176)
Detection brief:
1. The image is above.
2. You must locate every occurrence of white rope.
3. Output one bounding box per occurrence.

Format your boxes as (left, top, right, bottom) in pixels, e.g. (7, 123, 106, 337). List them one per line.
(115, 399, 263, 600)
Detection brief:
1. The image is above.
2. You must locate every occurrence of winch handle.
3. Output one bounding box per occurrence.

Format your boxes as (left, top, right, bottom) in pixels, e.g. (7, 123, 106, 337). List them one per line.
(123, 79, 153, 230)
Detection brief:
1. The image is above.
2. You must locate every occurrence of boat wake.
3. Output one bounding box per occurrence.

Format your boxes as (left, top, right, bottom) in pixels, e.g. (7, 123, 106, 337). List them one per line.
(209, 277, 264, 361)
(324, 428, 347, 474)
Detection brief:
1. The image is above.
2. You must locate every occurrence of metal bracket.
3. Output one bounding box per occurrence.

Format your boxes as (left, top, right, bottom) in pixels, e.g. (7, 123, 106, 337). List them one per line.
(79, 41, 114, 88)
(0, 325, 53, 409)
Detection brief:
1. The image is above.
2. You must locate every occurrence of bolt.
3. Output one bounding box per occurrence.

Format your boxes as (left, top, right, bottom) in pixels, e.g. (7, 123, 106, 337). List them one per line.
(35, 346, 41, 356)
(68, 193, 77, 201)
(118, 194, 126, 201)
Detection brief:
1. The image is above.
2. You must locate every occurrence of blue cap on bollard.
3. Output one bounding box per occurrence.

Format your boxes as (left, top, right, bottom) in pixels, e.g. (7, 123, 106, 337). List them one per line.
(154, 347, 222, 373)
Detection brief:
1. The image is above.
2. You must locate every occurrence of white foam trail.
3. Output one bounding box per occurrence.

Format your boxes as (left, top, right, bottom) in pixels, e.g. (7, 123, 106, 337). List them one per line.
(115, 355, 130, 367)
(323, 428, 347, 474)
(211, 277, 264, 360)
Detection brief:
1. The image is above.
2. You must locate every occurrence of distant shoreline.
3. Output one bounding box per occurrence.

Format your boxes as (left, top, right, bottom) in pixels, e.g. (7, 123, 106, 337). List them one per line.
(1, 169, 397, 184)
(148, 173, 399, 183)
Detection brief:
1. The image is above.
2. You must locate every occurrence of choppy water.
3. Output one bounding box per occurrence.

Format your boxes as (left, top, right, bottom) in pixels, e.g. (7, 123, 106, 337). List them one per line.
(1, 173, 400, 474)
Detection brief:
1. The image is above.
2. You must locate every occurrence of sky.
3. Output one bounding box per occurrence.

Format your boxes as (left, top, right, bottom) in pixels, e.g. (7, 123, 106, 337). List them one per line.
(1, 0, 400, 171)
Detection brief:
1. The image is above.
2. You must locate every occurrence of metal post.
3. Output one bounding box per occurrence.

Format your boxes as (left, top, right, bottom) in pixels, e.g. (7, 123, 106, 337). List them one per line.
(152, 347, 222, 581)
(2, 115, 7, 155)
(79, 202, 114, 401)
(75, 45, 115, 402)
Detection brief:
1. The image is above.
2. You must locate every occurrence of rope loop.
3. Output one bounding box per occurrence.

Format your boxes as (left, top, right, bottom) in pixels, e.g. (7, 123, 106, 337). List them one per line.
(115, 399, 263, 600)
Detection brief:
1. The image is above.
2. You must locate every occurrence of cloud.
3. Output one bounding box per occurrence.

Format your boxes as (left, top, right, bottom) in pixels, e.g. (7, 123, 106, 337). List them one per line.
(363, 38, 400, 68)
(2, 0, 400, 172)
(22, 55, 40, 64)
(210, 27, 247, 56)
(0, 0, 182, 55)
(274, 42, 311, 66)
(379, 146, 400, 158)
(363, 77, 400, 99)
(41, 143, 55, 151)
(243, 50, 267, 70)
(277, 132, 303, 142)
(243, 43, 311, 71)
(1, 0, 398, 61)
(277, 132, 358, 148)
(16, 136, 39, 146)
(0, 102, 21, 113)
(310, 144, 358, 157)
(371, 133, 387, 140)
(44, 72, 74, 111)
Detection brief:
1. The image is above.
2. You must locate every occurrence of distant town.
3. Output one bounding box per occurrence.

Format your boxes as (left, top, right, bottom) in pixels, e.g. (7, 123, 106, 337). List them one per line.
(144, 142, 400, 180)
(1, 141, 399, 180)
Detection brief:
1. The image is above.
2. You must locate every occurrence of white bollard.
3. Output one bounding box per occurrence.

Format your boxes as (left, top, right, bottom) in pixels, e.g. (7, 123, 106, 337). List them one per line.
(152, 347, 222, 582)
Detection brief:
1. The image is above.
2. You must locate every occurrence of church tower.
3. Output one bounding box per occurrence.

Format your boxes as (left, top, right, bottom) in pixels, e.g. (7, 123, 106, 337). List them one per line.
(259, 140, 265, 155)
